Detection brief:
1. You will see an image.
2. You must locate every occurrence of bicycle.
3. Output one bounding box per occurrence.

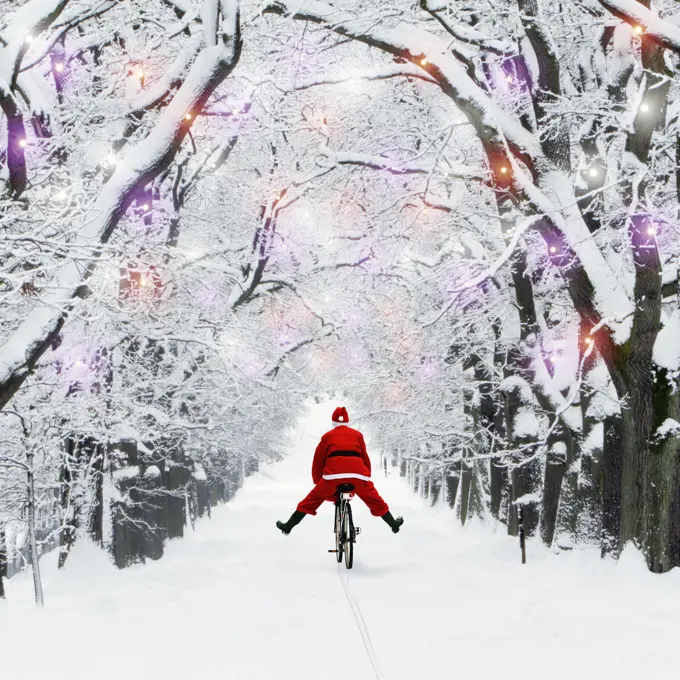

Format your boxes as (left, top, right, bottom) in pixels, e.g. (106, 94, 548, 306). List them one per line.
(328, 483, 361, 569)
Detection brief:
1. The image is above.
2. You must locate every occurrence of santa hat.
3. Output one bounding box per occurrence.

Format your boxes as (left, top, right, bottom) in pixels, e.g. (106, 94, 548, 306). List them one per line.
(331, 406, 349, 426)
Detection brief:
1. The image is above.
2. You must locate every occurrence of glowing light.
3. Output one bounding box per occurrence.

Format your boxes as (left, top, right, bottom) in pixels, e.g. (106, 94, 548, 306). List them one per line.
(640, 102, 649, 113)
(588, 167, 598, 178)
(549, 355, 558, 363)
(136, 69, 144, 79)
(634, 25, 644, 34)
(25, 35, 33, 44)
(139, 275, 148, 287)
(421, 57, 428, 65)
(142, 204, 149, 211)
(549, 246, 557, 254)
(233, 110, 239, 116)
(500, 166, 508, 174)
(55, 190, 67, 201)
(647, 226, 656, 236)
(75, 360, 83, 367)
(185, 113, 192, 120)
(585, 337, 593, 345)
(55, 63, 64, 73)
(18, 139, 27, 148)
(506, 75, 513, 83)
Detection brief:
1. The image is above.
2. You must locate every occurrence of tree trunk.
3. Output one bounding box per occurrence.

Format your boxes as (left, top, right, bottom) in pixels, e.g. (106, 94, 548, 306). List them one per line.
(641, 370, 680, 572)
(58, 436, 77, 569)
(26, 450, 44, 606)
(458, 463, 472, 525)
(540, 426, 577, 547)
(0, 526, 6, 599)
(446, 462, 461, 510)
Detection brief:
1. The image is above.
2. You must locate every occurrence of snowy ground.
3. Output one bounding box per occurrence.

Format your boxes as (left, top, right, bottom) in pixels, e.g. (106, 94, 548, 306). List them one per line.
(2, 401, 680, 680)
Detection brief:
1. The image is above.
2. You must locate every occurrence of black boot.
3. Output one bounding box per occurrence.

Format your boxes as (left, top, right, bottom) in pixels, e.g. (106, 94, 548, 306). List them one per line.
(276, 510, 306, 535)
(381, 511, 404, 534)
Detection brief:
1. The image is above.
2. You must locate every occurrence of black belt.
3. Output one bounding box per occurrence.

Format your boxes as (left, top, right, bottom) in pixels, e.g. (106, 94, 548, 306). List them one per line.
(327, 450, 362, 459)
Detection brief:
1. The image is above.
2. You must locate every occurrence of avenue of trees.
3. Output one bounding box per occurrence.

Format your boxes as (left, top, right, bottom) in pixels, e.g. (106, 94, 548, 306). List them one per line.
(1, 0, 679, 603)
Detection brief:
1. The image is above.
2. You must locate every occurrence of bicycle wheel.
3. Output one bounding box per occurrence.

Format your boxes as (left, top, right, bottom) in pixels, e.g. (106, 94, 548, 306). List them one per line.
(334, 501, 343, 563)
(343, 503, 354, 569)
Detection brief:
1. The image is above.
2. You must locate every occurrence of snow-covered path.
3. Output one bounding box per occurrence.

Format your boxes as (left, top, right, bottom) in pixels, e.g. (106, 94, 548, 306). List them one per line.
(3, 402, 680, 679)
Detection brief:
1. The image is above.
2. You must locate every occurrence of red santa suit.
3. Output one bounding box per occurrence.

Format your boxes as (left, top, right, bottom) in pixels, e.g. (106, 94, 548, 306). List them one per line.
(296, 408, 389, 517)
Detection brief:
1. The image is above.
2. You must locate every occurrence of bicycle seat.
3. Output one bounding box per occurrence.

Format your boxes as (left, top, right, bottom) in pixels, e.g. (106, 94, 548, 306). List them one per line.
(336, 483, 355, 493)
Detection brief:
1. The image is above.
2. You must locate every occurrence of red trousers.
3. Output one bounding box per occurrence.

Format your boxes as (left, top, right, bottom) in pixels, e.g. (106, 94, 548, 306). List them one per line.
(297, 478, 389, 517)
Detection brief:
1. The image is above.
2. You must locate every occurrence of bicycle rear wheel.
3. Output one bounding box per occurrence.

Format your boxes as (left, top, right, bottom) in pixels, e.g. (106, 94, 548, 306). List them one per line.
(343, 503, 354, 569)
(334, 502, 343, 563)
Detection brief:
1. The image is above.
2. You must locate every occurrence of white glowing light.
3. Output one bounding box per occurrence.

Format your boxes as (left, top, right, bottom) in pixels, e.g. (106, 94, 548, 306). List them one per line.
(550, 246, 557, 254)
(185, 113, 192, 120)
(142, 204, 149, 211)
(18, 139, 27, 148)
(549, 356, 558, 363)
(421, 57, 428, 66)
(55, 190, 67, 201)
(500, 166, 508, 174)
(640, 102, 649, 113)
(139, 275, 148, 287)
(25, 35, 34, 44)
(634, 25, 644, 34)
(506, 75, 513, 83)
(588, 167, 598, 177)
(647, 227, 656, 236)
(55, 63, 64, 73)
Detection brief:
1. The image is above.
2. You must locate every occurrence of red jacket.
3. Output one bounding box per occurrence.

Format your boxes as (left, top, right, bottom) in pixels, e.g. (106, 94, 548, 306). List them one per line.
(312, 425, 372, 484)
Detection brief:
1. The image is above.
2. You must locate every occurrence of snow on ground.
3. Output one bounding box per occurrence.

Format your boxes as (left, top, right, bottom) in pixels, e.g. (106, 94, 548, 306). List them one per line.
(2, 400, 680, 680)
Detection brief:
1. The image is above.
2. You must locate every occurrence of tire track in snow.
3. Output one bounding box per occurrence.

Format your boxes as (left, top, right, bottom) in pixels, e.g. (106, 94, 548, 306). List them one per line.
(337, 565, 385, 680)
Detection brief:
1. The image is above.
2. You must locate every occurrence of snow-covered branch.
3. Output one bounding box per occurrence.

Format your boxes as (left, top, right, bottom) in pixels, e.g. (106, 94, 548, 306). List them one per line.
(598, 0, 680, 54)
